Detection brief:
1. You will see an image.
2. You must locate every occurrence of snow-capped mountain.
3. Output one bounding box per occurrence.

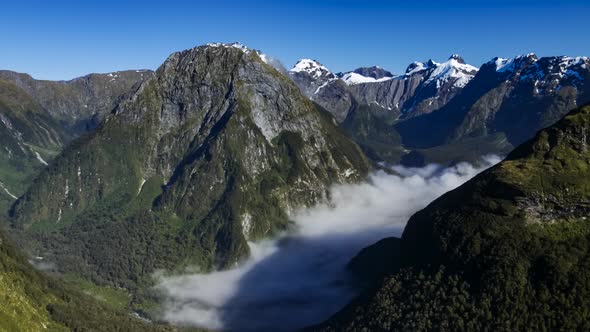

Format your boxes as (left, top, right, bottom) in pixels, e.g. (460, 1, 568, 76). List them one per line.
(346, 55, 479, 118)
(403, 55, 479, 88)
(395, 53, 590, 161)
(491, 54, 589, 95)
(288, 55, 480, 123)
(282, 51, 590, 167)
(338, 66, 395, 85)
(288, 59, 353, 122)
(290, 59, 335, 81)
(288, 59, 338, 96)
(423, 54, 479, 88)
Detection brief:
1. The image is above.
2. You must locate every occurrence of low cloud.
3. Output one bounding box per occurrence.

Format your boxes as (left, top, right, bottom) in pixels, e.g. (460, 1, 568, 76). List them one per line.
(157, 155, 501, 331)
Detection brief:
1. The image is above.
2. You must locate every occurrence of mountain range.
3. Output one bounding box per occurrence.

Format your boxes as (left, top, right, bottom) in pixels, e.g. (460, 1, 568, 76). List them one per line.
(289, 53, 590, 165)
(1, 42, 590, 330)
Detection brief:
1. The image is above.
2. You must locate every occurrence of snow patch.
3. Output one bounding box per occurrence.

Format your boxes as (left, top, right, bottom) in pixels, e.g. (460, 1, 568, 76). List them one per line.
(342, 169, 356, 178)
(138, 178, 147, 195)
(494, 57, 515, 72)
(35, 152, 48, 165)
(406, 62, 427, 75)
(258, 53, 270, 64)
(290, 59, 332, 79)
(340, 72, 394, 85)
(314, 80, 335, 94)
(425, 58, 478, 88)
(0, 182, 18, 200)
(206, 42, 251, 53)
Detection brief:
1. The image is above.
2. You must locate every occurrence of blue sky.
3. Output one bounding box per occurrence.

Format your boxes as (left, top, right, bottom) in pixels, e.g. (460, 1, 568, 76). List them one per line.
(2, 0, 590, 80)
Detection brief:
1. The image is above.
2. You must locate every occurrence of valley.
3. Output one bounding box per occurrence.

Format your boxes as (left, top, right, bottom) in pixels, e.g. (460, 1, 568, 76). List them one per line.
(1, 32, 590, 331)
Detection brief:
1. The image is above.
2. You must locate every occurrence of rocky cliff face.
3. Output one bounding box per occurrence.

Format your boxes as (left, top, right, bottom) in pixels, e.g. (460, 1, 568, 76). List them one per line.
(288, 59, 355, 122)
(0, 69, 152, 135)
(9, 43, 370, 288)
(317, 104, 590, 331)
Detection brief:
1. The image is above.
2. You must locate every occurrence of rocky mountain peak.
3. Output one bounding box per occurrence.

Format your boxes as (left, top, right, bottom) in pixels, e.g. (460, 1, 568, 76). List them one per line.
(287, 58, 348, 120)
(491, 53, 538, 73)
(205, 41, 250, 52)
(405, 61, 426, 74)
(351, 66, 394, 79)
(338, 66, 395, 85)
(448, 54, 465, 64)
(424, 56, 479, 88)
(290, 59, 335, 81)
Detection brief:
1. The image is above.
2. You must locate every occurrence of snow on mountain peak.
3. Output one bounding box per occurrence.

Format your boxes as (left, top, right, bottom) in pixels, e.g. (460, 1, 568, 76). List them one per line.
(449, 54, 465, 64)
(493, 57, 514, 72)
(491, 53, 538, 73)
(203, 42, 286, 71)
(559, 56, 589, 68)
(290, 59, 333, 79)
(205, 42, 250, 52)
(340, 72, 394, 85)
(424, 57, 478, 88)
(339, 66, 395, 85)
(405, 62, 428, 75)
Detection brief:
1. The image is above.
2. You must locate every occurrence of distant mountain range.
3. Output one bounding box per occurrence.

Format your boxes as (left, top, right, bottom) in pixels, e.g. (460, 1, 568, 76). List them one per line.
(288, 53, 590, 165)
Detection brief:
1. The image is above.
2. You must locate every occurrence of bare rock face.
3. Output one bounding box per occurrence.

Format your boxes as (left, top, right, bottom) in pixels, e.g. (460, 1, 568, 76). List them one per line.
(287, 59, 355, 122)
(9, 43, 370, 287)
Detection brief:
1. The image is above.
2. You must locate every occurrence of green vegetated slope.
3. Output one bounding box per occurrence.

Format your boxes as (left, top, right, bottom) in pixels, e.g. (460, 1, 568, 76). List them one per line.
(318, 104, 590, 331)
(0, 70, 151, 217)
(9, 44, 370, 300)
(340, 102, 405, 163)
(0, 79, 67, 216)
(0, 229, 190, 332)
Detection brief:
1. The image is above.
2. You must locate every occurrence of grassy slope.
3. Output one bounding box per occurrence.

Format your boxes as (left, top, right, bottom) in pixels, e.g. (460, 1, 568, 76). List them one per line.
(0, 79, 66, 216)
(0, 229, 189, 332)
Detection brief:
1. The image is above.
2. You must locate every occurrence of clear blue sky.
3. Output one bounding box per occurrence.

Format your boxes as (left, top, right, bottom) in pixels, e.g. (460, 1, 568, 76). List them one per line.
(2, 0, 590, 80)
